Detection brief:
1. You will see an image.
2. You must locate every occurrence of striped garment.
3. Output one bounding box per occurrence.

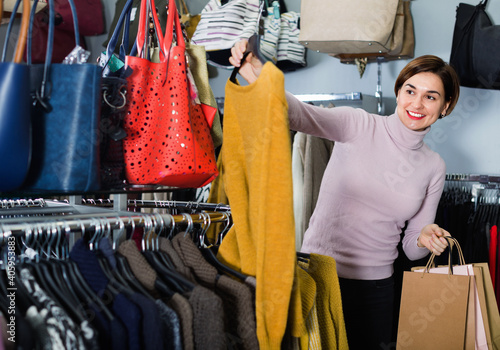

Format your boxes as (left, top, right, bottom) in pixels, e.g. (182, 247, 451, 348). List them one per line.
(191, 0, 261, 52)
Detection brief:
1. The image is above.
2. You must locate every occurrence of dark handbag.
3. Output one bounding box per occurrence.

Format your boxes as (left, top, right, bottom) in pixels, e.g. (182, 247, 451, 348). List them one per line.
(0, 0, 31, 192)
(450, 0, 500, 90)
(103, 0, 169, 55)
(23, 0, 102, 192)
(98, 0, 134, 189)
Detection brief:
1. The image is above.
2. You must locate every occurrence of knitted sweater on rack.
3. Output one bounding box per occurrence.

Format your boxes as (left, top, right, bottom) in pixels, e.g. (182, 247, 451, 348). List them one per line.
(287, 92, 445, 280)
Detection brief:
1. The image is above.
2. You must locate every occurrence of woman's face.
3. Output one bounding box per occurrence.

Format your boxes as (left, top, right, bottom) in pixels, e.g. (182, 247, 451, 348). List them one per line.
(396, 72, 450, 132)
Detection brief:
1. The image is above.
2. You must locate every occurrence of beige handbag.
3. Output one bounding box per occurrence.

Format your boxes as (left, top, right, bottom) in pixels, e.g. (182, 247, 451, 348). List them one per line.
(333, 0, 415, 63)
(298, 0, 400, 55)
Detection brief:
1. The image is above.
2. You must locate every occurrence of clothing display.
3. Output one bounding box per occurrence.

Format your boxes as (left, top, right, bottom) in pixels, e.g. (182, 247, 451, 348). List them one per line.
(435, 180, 500, 312)
(291, 131, 335, 250)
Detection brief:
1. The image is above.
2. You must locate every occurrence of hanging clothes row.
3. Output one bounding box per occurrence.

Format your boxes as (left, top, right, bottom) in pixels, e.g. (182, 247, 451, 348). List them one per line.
(0, 204, 265, 350)
(435, 173, 500, 313)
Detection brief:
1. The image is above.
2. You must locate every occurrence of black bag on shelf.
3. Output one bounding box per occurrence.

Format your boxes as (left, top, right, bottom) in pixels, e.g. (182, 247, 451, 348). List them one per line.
(449, 0, 500, 90)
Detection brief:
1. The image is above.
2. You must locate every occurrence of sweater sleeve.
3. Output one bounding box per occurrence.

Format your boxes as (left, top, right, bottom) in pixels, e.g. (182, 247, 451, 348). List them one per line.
(401, 155, 446, 260)
(285, 91, 372, 143)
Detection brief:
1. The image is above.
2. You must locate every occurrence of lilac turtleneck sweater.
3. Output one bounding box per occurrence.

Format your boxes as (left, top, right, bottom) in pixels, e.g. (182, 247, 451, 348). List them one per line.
(286, 92, 446, 280)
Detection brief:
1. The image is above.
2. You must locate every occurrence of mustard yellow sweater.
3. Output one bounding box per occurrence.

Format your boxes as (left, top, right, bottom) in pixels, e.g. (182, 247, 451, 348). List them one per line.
(213, 62, 296, 350)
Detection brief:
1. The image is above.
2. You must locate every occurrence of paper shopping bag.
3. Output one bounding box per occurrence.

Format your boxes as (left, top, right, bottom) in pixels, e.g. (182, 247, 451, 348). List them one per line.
(396, 271, 472, 349)
(412, 264, 488, 349)
(474, 263, 500, 350)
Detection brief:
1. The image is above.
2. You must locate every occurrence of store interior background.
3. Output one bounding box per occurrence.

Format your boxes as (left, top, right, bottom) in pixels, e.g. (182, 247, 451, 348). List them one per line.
(4, 0, 500, 175)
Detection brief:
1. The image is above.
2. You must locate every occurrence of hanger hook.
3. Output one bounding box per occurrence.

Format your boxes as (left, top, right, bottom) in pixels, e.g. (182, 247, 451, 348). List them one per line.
(199, 211, 213, 249)
(217, 212, 232, 246)
(112, 215, 126, 251)
(181, 213, 194, 238)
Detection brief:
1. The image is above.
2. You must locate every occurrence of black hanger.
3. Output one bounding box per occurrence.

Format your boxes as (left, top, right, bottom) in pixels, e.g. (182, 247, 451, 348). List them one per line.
(230, 33, 266, 84)
(65, 259, 115, 321)
(113, 253, 158, 300)
(200, 247, 248, 281)
(24, 261, 87, 324)
(140, 215, 196, 294)
(143, 251, 195, 293)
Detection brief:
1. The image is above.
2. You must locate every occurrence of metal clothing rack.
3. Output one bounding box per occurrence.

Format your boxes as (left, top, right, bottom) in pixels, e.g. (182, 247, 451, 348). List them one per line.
(445, 173, 500, 206)
(445, 173, 500, 184)
(0, 200, 232, 250)
(79, 198, 231, 212)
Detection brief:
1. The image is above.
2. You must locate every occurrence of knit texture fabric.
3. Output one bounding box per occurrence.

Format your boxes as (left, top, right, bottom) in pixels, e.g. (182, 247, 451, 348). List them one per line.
(117, 240, 160, 298)
(304, 254, 348, 350)
(216, 62, 296, 350)
(172, 234, 259, 350)
(167, 293, 194, 350)
(187, 285, 227, 350)
(158, 236, 197, 283)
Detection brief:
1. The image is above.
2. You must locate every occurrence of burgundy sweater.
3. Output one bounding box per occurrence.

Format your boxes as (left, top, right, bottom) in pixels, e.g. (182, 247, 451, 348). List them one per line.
(287, 92, 445, 280)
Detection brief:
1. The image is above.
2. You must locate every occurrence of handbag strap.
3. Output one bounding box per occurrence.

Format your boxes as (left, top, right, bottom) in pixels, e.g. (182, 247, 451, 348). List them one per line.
(1, 0, 31, 63)
(163, 0, 185, 52)
(27, 0, 80, 106)
(103, 0, 134, 65)
(136, 0, 166, 60)
(176, 0, 189, 18)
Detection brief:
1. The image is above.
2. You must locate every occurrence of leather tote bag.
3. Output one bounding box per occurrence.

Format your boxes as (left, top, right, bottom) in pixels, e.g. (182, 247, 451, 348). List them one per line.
(450, 0, 500, 90)
(123, 0, 218, 188)
(23, 0, 102, 192)
(299, 0, 400, 55)
(0, 0, 31, 192)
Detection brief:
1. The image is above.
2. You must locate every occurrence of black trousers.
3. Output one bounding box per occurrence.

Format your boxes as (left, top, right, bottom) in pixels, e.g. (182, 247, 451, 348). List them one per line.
(339, 275, 397, 350)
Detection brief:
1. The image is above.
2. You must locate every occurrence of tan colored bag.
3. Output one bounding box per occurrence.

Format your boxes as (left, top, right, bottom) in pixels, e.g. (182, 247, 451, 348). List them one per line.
(299, 0, 400, 54)
(333, 0, 415, 63)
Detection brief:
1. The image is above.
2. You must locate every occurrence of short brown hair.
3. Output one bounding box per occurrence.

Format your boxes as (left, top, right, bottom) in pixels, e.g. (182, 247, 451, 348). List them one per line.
(394, 55, 460, 116)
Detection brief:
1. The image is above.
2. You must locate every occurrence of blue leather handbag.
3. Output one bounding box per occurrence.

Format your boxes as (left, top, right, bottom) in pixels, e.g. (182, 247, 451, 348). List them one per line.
(0, 0, 32, 192)
(23, 0, 102, 192)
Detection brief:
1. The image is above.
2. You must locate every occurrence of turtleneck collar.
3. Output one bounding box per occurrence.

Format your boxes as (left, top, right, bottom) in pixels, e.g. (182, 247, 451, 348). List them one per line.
(385, 112, 430, 150)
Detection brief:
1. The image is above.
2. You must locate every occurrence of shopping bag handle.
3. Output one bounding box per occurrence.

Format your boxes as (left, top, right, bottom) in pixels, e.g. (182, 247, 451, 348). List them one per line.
(423, 236, 465, 275)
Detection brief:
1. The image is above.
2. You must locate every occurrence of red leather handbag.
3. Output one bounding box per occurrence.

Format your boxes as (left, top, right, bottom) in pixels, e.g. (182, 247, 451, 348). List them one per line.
(123, 0, 218, 188)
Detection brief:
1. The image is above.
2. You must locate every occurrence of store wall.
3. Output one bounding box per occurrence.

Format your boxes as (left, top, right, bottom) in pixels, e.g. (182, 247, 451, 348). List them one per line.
(192, 0, 500, 176)
(4, 0, 500, 175)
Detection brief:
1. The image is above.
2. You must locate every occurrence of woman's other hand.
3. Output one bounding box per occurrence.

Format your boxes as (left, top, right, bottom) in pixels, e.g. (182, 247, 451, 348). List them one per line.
(417, 224, 451, 256)
(229, 39, 264, 84)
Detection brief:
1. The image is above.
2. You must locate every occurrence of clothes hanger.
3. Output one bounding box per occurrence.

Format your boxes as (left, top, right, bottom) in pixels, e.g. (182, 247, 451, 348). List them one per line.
(198, 212, 249, 281)
(230, 1, 267, 84)
(25, 224, 87, 324)
(142, 214, 195, 293)
(51, 220, 116, 321)
(91, 216, 157, 300)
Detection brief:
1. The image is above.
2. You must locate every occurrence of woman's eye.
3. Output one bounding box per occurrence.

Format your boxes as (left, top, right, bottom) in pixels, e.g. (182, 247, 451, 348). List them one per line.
(406, 89, 414, 95)
(426, 95, 436, 100)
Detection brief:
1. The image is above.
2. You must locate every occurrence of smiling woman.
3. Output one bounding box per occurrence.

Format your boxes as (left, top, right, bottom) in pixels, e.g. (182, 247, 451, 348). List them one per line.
(229, 43, 462, 349)
(394, 55, 461, 130)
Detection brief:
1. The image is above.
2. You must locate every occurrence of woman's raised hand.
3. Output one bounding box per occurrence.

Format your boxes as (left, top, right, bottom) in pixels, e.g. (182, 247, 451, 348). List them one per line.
(417, 224, 451, 256)
(229, 39, 264, 84)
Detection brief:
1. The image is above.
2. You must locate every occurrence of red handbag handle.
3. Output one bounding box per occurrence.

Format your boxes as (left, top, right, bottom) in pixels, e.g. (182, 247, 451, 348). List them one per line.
(136, 0, 166, 60)
(162, 0, 185, 52)
(136, 0, 185, 62)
